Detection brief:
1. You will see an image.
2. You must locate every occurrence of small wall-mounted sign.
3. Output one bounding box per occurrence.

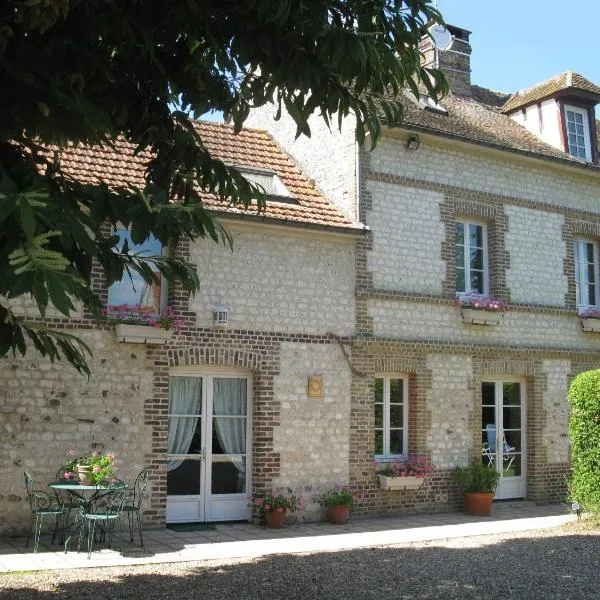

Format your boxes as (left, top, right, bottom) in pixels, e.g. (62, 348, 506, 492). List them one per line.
(308, 375, 324, 398)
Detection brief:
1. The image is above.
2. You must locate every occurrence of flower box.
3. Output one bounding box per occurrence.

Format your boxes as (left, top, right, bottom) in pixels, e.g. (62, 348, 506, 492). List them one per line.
(378, 475, 425, 491)
(461, 308, 503, 326)
(115, 323, 173, 344)
(581, 317, 600, 333)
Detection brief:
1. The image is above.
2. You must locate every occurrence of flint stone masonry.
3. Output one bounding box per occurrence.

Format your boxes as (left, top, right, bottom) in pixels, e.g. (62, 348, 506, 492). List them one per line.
(370, 136, 600, 214)
(245, 108, 358, 221)
(542, 360, 571, 464)
(426, 354, 472, 469)
(2, 295, 84, 319)
(272, 342, 351, 519)
(366, 182, 445, 294)
(189, 229, 355, 336)
(505, 206, 567, 306)
(368, 299, 600, 350)
(0, 329, 153, 536)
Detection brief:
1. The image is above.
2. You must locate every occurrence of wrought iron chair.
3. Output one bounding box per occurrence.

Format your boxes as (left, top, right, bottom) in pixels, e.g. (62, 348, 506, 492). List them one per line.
(24, 472, 65, 553)
(77, 486, 128, 559)
(122, 469, 148, 548)
(54, 467, 83, 531)
(486, 424, 516, 470)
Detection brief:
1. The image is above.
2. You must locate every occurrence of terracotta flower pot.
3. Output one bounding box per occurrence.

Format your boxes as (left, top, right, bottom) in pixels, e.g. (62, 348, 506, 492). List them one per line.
(327, 505, 350, 524)
(463, 491, 495, 516)
(265, 510, 287, 528)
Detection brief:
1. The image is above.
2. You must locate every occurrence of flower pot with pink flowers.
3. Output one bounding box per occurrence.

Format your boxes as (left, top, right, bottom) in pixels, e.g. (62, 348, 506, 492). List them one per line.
(61, 447, 118, 486)
(316, 485, 356, 524)
(456, 294, 506, 326)
(252, 491, 301, 528)
(374, 455, 434, 491)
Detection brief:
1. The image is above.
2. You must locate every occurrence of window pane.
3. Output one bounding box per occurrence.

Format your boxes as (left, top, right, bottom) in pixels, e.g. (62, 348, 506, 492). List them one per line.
(390, 405, 404, 428)
(470, 270, 484, 293)
(586, 243, 595, 263)
(456, 268, 465, 293)
(469, 224, 483, 248)
(574, 241, 580, 261)
(456, 247, 465, 269)
(212, 457, 246, 494)
(168, 417, 202, 454)
(588, 284, 596, 306)
(470, 248, 483, 271)
(587, 263, 596, 284)
(503, 406, 522, 430)
(375, 378, 383, 404)
(389, 430, 404, 455)
(568, 122, 576, 133)
(374, 430, 383, 454)
(455, 222, 464, 246)
(576, 124, 584, 135)
(575, 112, 583, 124)
(212, 418, 246, 454)
(375, 403, 383, 428)
(503, 383, 521, 406)
(108, 230, 162, 310)
(389, 379, 404, 403)
(167, 459, 200, 495)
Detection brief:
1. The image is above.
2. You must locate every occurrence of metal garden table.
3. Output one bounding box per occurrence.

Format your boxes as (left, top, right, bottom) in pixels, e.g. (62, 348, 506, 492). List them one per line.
(48, 481, 127, 552)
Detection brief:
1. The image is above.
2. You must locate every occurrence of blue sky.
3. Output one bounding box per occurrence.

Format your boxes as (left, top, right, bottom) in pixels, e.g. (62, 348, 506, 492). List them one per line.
(439, 1, 600, 95)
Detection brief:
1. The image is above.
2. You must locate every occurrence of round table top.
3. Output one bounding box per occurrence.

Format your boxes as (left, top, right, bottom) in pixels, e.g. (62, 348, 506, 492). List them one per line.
(48, 481, 126, 490)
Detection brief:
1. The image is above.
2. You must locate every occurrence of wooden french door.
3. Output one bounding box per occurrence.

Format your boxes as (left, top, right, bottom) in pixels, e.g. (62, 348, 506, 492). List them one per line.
(166, 371, 252, 523)
(481, 380, 526, 500)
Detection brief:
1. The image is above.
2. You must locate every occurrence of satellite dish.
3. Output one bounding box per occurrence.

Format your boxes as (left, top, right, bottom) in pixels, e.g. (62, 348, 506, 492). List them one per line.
(428, 24, 453, 52)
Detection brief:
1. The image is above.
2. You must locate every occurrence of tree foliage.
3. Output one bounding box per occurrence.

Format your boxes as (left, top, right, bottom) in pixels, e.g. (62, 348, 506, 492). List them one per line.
(0, 0, 447, 374)
(568, 369, 600, 512)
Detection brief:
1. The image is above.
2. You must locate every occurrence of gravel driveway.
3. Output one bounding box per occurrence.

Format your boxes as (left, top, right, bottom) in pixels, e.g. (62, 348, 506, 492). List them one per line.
(1, 524, 599, 599)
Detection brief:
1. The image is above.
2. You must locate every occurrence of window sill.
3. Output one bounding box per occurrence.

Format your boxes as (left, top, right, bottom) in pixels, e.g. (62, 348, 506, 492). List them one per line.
(580, 317, 600, 333)
(461, 308, 503, 326)
(114, 323, 173, 344)
(378, 475, 425, 491)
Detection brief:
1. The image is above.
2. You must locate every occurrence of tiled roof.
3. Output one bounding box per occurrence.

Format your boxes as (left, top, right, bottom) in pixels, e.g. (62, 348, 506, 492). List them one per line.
(57, 121, 364, 233)
(500, 71, 600, 113)
(399, 90, 580, 163)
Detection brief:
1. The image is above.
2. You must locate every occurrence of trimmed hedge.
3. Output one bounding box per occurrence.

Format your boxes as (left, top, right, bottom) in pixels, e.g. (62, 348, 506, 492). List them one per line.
(568, 369, 600, 511)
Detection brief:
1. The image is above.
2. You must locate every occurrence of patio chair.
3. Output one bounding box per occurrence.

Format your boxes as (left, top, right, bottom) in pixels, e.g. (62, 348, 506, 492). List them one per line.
(485, 424, 516, 470)
(122, 468, 148, 548)
(24, 472, 65, 553)
(481, 442, 495, 466)
(54, 467, 83, 531)
(77, 486, 128, 559)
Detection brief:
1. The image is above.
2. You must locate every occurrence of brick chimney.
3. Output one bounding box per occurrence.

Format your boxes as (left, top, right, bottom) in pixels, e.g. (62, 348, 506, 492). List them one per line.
(420, 24, 472, 97)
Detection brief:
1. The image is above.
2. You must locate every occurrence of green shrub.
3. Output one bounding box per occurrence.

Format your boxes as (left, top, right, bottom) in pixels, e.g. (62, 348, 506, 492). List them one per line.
(568, 369, 600, 512)
(452, 460, 500, 493)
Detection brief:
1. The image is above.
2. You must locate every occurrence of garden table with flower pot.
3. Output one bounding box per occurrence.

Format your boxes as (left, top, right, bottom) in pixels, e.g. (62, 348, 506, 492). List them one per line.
(48, 480, 127, 552)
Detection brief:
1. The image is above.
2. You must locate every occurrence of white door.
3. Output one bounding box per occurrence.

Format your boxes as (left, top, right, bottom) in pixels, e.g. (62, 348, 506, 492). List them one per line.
(166, 372, 252, 523)
(481, 380, 526, 500)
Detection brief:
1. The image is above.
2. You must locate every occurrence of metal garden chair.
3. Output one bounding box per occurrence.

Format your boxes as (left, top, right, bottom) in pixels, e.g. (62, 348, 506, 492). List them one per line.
(77, 486, 128, 559)
(24, 472, 65, 553)
(486, 424, 516, 470)
(122, 468, 148, 548)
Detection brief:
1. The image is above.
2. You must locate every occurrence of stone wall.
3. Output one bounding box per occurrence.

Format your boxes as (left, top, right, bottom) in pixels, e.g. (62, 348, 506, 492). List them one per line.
(189, 227, 355, 336)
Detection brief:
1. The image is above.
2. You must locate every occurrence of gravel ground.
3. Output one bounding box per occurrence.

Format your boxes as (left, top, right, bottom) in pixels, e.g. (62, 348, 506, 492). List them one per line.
(1, 523, 599, 600)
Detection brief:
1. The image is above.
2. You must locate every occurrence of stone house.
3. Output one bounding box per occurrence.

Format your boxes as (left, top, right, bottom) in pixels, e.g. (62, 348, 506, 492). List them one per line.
(246, 25, 600, 514)
(0, 123, 364, 534)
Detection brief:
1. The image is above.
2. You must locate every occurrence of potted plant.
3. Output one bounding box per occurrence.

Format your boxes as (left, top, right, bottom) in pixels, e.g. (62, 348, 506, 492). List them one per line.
(316, 486, 355, 524)
(452, 460, 500, 516)
(252, 491, 301, 528)
(63, 447, 118, 486)
(374, 454, 434, 491)
(105, 304, 183, 344)
(579, 309, 600, 333)
(456, 294, 506, 326)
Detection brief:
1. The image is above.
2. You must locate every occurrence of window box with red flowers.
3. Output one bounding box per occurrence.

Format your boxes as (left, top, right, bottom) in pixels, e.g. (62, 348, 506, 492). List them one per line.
(579, 309, 600, 333)
(457, 294, 506, 326)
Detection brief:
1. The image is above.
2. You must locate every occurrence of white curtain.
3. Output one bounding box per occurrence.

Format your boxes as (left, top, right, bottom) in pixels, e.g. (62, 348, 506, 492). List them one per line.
(213, 378, 246, 474)
(167, 377, 202, 472)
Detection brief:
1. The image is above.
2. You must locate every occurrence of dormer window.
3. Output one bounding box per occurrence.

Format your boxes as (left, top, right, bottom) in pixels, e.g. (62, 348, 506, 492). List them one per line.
(564, 105, 591, 161)
(238, 166, 291, 198)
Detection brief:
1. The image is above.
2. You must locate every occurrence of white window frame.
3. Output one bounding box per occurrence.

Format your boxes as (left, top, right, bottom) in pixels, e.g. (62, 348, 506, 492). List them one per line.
(374, 374, 409, 459)
(564, 104, 592, 162)
(574, 238, 600, 311)
(455, 218, 489, 297)
(108, 227, 167, 311)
